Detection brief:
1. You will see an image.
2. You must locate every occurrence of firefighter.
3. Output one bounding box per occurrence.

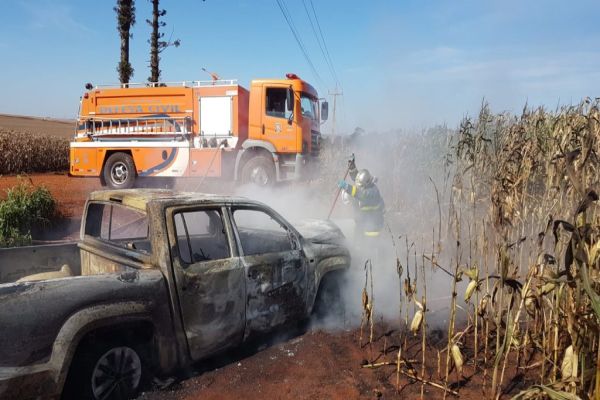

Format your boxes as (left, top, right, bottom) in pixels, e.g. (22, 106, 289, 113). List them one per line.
(337, 157, 385, 241)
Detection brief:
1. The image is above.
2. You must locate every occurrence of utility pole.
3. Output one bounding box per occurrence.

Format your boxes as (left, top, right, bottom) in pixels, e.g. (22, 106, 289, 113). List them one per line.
(328, 88, 343, 136)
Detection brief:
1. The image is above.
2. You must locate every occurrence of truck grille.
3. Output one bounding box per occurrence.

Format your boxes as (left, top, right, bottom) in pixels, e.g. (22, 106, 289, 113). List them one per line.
(311, 130, 321, 156)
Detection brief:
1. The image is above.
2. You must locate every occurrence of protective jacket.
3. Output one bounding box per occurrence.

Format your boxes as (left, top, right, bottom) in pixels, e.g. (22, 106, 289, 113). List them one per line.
(343, 167, 385, 236)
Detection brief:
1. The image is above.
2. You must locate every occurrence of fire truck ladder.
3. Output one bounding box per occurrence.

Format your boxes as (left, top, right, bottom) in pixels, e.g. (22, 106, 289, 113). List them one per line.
(93, 79, 238, 89)
(79, 116, 192, 141)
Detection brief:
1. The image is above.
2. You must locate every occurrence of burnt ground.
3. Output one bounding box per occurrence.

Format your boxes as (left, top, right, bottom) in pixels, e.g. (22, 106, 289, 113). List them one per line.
(0, 173, 538, 399)
(135, 321, 536, 400)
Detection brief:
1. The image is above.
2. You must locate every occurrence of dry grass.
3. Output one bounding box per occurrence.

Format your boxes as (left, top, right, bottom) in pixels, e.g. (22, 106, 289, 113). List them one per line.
(0, 128, 69, 174)
(446, 99, 600, 399)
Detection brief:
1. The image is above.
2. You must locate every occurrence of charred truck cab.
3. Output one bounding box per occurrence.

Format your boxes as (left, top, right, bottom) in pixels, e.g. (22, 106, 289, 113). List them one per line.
(0, 189, 349, 400)
(70, 74, 328, 189)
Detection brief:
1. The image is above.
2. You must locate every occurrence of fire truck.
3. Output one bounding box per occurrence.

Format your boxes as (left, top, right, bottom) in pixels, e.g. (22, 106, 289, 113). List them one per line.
(69, 74, 328, 188)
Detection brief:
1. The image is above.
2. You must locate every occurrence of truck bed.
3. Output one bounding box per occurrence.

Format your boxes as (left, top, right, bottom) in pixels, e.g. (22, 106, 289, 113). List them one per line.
(0, 242, 81, 284)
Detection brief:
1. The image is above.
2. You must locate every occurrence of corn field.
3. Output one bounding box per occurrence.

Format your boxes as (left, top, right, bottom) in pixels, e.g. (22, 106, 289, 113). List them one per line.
(329, 99, 600, 399)
(445, 99, 600, 399)
(0, 128, 69, 174)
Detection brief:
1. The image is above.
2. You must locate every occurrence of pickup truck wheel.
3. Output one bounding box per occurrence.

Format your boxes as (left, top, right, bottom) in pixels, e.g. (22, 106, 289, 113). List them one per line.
(241, 155, 275, 186)
(63, 342, 147, 400)
(313, 272, 345, 322)
(103, 152, 136, 189)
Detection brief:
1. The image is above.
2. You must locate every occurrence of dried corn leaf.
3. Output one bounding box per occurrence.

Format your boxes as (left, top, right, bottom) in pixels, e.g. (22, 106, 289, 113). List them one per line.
(540, 282, 556, 296)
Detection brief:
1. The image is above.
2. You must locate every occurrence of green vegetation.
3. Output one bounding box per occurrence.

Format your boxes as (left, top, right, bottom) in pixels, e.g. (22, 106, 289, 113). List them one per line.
(0, 179, 57, 247)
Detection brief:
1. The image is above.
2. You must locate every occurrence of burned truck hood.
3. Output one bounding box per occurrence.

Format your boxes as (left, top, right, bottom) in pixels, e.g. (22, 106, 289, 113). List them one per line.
(294, 219, 346, 244)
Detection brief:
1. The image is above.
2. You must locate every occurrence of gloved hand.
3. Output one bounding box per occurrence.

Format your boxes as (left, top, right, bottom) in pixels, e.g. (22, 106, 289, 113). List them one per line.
(348, 154, 356, 170)
(337, 180, 349, 190)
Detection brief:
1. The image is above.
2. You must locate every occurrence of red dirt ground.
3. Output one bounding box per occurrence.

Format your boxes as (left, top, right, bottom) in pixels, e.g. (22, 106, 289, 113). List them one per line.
(0, 173, 101, 218)
(135, 323, 534, 400)
(0, 173, 236, 219)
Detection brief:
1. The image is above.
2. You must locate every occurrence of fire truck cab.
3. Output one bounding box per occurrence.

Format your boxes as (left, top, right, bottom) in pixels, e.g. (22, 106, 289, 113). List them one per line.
(70, 74, 328, 188)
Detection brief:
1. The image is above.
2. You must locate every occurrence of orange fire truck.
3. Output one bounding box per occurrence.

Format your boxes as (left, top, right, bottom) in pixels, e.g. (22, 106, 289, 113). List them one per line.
(69, 74, 328, 188)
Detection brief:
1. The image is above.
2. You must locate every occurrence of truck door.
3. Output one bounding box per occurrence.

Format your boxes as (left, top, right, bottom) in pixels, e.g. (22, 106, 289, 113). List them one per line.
(167, 206, 245, 360)
(262, 85, 298, 153)
(229, 207, 307, 335)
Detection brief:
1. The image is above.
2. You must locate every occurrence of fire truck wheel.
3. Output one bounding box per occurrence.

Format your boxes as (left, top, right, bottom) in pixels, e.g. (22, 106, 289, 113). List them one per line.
(103, 152, 136, 189)
(241, 155, 275, 186)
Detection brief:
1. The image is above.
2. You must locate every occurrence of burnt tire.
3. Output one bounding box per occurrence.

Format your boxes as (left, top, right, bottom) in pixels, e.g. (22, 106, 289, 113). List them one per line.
(241, 155, 276, 186)
(103, 152, 136, 189)
(313, 271, 345, 322)
(62, 341, 148, 400)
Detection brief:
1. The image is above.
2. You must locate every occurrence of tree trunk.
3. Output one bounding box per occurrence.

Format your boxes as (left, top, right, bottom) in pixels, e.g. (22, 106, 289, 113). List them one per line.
(119, 35, 130, 84)
(116, 0, 135, 85)
(149, 0, 160, 83)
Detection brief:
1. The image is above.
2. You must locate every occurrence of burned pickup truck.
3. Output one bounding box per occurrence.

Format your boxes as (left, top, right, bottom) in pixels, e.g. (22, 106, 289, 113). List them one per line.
(0, 189, 350, 400)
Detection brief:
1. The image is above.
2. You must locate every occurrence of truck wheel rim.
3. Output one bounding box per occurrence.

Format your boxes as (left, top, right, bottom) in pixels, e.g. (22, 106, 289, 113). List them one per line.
(111, 162, 129, 185)
(91, 346, 142, 400)
(250, 166, 269, 185)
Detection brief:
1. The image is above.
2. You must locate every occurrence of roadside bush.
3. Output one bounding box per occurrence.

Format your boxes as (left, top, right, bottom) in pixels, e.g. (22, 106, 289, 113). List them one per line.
(0, 128, 69, 173)
(0, 179, 57, 247)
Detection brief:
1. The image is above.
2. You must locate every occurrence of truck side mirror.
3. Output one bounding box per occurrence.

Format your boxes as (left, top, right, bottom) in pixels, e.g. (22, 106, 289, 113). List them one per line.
(286, 88, 294, 112)
(321, 101, 329, 121)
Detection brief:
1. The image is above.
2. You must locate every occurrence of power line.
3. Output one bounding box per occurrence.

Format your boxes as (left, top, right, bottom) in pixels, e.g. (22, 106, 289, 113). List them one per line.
(309, 0, 341, 90)
(275, 0, 325, 89)
(301, 0, 339, 88)
(329, 88, 343, 136)
(277, 0, 325, 88)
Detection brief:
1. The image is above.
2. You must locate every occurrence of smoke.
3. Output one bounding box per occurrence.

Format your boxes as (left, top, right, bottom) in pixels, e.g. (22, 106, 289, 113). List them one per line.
(224, 126, 472, 333)
(169, 125, 476, 335)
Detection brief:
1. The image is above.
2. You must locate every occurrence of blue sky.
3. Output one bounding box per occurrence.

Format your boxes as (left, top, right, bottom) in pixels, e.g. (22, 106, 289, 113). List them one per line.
(0, 0, 598, 132)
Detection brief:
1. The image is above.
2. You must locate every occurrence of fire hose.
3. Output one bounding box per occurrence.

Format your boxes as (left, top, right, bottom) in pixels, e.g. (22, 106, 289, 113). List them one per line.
(327, 153, 354, 220)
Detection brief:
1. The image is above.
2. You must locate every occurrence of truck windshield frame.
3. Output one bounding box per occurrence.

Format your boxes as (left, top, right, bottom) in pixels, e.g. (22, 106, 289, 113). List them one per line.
(300, 92, 318, 121)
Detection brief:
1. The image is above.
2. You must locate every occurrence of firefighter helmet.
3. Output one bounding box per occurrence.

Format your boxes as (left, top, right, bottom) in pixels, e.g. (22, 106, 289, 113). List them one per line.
(355, 169, 374, 188)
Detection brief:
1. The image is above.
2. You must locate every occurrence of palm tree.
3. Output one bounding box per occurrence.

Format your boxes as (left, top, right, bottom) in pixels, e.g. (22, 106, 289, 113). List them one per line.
(115, 0, 136, 85)
(147, 0, 180, 84)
